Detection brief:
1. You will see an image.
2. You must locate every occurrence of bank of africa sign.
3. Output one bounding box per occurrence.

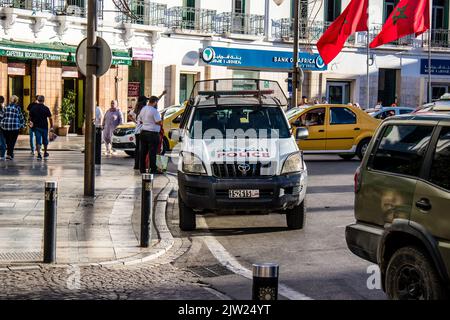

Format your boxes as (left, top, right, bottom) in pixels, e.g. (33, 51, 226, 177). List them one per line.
(200, 46, 327, 71)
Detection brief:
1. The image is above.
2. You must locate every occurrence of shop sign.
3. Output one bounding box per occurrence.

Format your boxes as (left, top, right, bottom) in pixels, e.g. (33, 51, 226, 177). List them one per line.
(0, 48, 67, 61)
(62, 66, 79, 78)
(7, 62, 26, 76)
(112, 58, 132, 66)
(132, 48, 153, 61)
(128, 82, 141, 97)
(201, 46, 327, 71)
(421, 59, 450, 76)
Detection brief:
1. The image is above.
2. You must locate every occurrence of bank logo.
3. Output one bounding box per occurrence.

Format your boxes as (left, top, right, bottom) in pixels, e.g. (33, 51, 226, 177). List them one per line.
(202, 47, 215, 63)
(315, 55, 326, 69)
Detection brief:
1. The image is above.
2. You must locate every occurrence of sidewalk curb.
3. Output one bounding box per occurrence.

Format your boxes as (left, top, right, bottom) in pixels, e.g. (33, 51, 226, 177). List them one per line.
(0, 175, 176, 272)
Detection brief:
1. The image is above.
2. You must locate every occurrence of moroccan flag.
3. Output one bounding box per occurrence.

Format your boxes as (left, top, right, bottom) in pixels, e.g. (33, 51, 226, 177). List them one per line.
(317, 0, 368, 65)
(370, 0, 430, 48)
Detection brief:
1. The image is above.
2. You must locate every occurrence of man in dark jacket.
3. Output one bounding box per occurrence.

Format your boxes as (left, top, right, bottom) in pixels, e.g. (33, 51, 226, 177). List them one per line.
(29, 95, 53, 160)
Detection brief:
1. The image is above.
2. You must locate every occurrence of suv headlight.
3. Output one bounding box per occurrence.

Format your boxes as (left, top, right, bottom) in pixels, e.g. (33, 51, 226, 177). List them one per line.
(281, 152, 304, 175)
(182, 152, 206, 175)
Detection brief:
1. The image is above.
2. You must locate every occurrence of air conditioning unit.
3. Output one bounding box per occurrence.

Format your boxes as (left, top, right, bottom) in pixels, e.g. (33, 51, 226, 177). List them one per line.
(66, 5, 82, 16)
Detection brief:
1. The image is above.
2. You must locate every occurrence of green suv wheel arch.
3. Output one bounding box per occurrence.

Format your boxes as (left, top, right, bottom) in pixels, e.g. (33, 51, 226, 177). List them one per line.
(378, 219, 450, 291)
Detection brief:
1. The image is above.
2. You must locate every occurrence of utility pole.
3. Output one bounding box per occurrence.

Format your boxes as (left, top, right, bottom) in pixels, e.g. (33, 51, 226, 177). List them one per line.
(292, 0, 300, 109)
(428, 2, 433, 103)
(84, 0, 97, 197)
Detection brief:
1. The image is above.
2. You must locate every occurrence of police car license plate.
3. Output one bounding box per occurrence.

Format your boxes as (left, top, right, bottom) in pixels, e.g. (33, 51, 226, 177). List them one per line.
(228, 190, 259, 199)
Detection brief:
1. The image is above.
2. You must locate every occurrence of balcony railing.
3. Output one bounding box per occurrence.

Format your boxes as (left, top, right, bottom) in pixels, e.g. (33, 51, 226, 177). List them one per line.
(166, 6, 216, 33)
(0, 0, 54, 12)
(272, 18, 331, 42)
(430, 29, 450, 48)
(118, 1, 167, 27)
(0, 0, 104, 18)
(215, 12, 264, 36)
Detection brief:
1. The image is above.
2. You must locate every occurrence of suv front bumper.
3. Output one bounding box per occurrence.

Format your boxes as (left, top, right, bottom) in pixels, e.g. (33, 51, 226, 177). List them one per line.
(178, 171, 307, 213)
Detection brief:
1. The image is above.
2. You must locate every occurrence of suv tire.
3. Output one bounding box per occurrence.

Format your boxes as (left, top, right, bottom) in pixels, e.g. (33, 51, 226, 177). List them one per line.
(286, 200, 306, 230)
(179, 193, 196, 231)
(385, 246, 447, 300)
(356, 138, 371, 160)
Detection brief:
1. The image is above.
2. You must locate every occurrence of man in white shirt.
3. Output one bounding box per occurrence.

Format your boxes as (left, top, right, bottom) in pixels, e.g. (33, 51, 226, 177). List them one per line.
(137, 96, 162, 173)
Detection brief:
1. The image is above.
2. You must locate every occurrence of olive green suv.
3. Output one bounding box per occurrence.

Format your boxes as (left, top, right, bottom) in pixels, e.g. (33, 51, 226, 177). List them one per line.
(346, 113, 450, 300)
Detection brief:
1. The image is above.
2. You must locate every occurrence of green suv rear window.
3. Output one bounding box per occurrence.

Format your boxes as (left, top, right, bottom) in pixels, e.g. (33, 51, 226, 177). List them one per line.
(370, 125, 434, 177)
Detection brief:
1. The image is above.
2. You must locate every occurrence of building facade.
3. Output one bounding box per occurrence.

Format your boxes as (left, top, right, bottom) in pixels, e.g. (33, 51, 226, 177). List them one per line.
(1, 0, 450, 133)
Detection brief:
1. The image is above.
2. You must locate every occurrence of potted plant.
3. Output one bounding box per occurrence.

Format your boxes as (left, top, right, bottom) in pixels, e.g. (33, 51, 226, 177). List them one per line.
(58, 90, 76, 136)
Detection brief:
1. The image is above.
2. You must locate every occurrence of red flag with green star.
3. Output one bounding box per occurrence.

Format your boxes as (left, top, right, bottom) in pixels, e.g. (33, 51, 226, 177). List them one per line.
(370, 0, 430, 48)
(317, 0, 368, 65)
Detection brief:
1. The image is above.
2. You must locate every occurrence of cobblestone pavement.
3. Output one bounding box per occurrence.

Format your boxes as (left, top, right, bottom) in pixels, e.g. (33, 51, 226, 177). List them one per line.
(0, 263, 218, 300)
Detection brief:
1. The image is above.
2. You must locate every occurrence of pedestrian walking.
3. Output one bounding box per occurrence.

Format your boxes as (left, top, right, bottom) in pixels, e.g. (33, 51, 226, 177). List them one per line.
(131, 95, 148, 169)
(0, 96, 6, 161)
(138, 96, 162, 174)
(131, 90, 166, 170)
(27, 96, 39, 155)
(29, 95, 53, 160)
(102, 100, 123, 155)
(0, 95, 25, 160)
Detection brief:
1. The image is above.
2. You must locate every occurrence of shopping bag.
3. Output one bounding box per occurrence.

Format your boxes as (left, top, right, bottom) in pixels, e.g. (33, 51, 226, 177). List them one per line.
(156, 155, 168, 172)
(49, 131, 58, 142)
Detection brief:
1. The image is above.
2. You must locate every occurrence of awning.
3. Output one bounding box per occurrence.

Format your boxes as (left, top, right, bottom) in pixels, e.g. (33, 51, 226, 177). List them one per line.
(0, 40, 132, 66)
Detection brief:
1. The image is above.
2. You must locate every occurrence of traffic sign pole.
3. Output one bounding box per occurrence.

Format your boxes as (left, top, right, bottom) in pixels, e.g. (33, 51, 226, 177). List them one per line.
(84, 0, 97, 197)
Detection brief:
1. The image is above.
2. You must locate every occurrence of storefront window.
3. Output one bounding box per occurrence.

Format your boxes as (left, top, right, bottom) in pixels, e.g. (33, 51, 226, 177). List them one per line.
(232, 70, 260, 90)
(327, 81, 350, 105)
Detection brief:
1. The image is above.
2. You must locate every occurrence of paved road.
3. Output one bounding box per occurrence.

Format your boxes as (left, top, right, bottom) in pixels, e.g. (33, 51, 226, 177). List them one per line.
(168, 154, 387, 300)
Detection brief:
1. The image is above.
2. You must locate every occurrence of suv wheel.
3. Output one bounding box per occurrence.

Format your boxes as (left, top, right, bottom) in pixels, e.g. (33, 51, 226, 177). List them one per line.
(385, 246, 447, 300)
(286, 200, 306, 230)
(356, 138, 371, 160)
(179, 193, 196, 231)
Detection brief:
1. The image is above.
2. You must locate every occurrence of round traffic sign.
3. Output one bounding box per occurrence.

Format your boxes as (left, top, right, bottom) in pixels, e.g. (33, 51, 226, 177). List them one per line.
(76, 37, 112, 77)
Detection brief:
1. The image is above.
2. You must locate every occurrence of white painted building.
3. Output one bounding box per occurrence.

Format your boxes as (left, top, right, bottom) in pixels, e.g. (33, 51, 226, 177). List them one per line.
(1, 0, 450, 132)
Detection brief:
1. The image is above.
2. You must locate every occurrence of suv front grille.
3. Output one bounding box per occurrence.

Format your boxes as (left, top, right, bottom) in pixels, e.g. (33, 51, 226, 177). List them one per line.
(212, 163, 262, 178)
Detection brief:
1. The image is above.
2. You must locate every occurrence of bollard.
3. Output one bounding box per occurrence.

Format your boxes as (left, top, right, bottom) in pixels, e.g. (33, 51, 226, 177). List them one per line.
(95, 125, 102, 165)
(140, 173, 153, 247)
(43, 181, 58, 263)
(252, 263, 279, 300)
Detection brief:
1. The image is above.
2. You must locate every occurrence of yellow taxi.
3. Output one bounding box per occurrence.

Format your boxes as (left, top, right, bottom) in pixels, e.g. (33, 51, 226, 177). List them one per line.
(112, 105, 185, 156)
(288, 104, 381, 160)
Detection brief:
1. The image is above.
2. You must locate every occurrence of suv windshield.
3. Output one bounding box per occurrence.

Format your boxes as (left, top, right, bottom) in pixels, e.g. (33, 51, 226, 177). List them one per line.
(189, 106, 291, 139)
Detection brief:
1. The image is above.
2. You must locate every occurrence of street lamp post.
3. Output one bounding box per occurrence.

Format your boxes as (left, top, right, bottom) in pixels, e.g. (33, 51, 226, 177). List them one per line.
(84, 0, 97, 197)
(292, 0, 300, 109)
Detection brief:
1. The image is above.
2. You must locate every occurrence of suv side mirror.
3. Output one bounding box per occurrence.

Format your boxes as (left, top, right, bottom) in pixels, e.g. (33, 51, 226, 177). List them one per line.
(169, 129, 183, 142)
(296, 127, 309, 140)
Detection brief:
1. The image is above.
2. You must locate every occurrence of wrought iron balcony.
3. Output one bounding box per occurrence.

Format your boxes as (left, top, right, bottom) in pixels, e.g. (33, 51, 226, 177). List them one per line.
(430, 29, 450, 48)
(215, 12, 264, 36)
(0, 0, 54, 12)
(166, 6, 216, 33)
(272, 18, 330, 42)
(118, 1, 167, 27)
(0, 0, 103, 18)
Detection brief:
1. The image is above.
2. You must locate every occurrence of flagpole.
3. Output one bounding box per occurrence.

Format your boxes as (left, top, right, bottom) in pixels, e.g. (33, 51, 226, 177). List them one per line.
(428, 0, 432, 103)
(366, 0, 370, 110)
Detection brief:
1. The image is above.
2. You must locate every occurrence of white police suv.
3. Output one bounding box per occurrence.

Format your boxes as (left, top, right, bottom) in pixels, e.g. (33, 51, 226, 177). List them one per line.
(173, 79, 308, 231)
